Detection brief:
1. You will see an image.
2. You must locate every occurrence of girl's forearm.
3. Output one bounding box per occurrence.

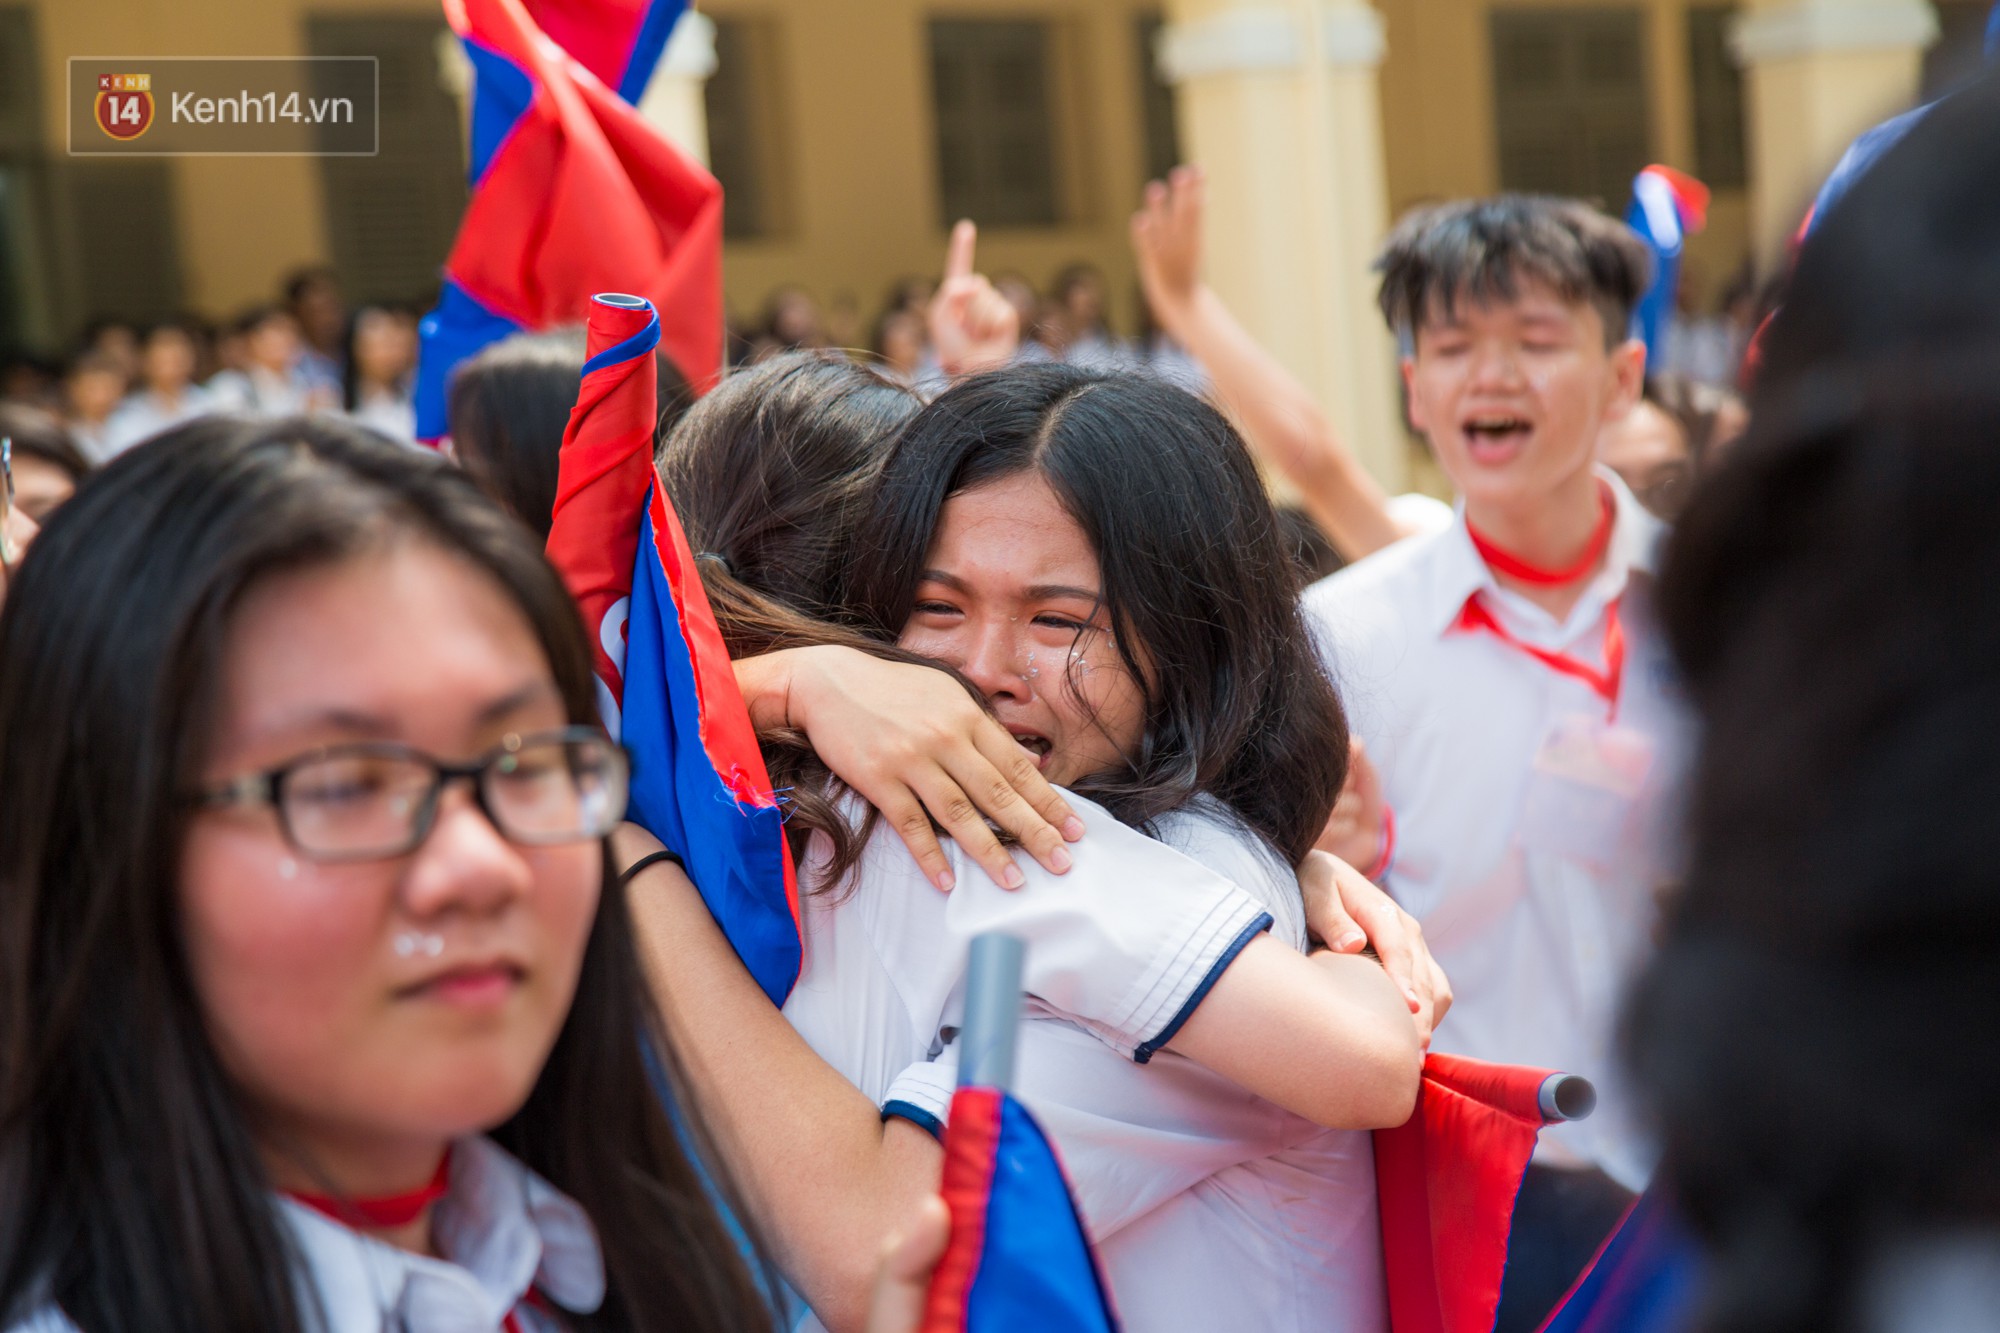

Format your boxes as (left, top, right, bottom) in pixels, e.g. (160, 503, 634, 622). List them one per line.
(625, 858, 941, 1332)
(1167, 933, 1423, 1129)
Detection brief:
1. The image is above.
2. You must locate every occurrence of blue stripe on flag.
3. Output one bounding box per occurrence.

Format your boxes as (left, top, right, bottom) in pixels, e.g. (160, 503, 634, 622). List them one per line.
(618, 0, 689, 102)
(581, 310, 663, 376)
(966, 1096, 1119, 1331)
(414, 279, 525, 442)
(462, 37, 536, 185)
(622, 503, 803, 1007)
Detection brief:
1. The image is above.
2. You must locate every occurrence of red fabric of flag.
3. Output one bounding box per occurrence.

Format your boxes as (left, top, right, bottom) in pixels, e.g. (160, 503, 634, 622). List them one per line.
(1375, 1054, 1569, 1333)
(442, 0, 723, 390)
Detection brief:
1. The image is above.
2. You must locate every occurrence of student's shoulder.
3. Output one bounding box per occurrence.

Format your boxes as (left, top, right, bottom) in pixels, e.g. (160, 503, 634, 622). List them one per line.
(1307, 525, 1453, 612)
(1150, 798, 1306, 949)
(1301, 527, 1454, 659)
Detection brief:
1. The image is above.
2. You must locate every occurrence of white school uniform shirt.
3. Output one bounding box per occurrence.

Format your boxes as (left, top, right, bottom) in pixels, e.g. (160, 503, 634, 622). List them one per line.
(1301, 467, 1691, 1191)
(790, 795, 1386, 1333)
(9, 1136, 605, 1333)
(101, 384, 215, 459)
(782, 791, 1274, 1105)
(207, 364, 320, 416)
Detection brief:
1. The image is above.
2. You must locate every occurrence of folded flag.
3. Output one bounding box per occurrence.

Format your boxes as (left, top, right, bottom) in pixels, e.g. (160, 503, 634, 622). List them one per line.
(1625, 165, 1710, 366)
(1374, 1054, 1597, 1333)
(924, 934, 1119, 1333)
(544, 292, 802, 1006)
(415, 0, 721, 444)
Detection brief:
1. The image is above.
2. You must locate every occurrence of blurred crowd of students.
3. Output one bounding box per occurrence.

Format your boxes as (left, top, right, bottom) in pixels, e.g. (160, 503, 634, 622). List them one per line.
(0, 266, 421, 470)
(0, 229, 1756, 551)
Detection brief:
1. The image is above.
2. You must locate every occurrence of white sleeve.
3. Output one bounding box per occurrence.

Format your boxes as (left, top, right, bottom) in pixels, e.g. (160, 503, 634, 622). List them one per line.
(881, 1021, 1290, 1241)
(204, 373, 251, 413)
(934, 795, 1272, 1062)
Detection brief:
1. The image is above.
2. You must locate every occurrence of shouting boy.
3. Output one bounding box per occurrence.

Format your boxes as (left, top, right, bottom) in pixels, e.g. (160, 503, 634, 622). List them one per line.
(1304, 196, 1690, 1330)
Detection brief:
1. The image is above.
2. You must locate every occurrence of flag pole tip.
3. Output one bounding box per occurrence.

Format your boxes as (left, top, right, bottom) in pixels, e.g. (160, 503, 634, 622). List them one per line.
(1538, 1073, 1596, 1123)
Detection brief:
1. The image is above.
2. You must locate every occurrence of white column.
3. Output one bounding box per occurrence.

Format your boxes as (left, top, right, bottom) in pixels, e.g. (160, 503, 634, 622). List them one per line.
(1158, 1, 1406, 492)
(637, 10, 718, 167)
(1731, 0, 1937, 266)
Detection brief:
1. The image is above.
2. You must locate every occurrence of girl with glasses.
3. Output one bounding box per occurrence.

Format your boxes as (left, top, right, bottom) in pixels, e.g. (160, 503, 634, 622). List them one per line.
(0, 416, 841, 1332)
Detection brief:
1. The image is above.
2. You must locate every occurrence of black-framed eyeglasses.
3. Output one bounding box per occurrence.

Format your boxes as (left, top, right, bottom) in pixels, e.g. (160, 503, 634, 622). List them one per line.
(1, 436, 16, 566)
(195, 726, 628, 863)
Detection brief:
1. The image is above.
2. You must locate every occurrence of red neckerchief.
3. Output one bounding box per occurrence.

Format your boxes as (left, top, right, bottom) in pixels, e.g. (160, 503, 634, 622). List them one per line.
(1455, 482, 1626, 717)
(285, 1151, 451, 1230)
(1453, 595, 1626, 715)
(286, 1152, 563, 1330)
(1466, 480, 1614, 585)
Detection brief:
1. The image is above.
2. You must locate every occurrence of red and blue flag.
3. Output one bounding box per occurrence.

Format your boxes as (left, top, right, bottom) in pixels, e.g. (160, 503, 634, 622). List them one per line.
(520, 0, 687, 102)
(1535, 1189, 1703, 1333)
(545, 292, 802, 1006)
(415, 0, 722, 444)
(1374, 1054, 1598, 1333)
(922, 1086, 1119, 1333)
(1624, 164, 1710, 366)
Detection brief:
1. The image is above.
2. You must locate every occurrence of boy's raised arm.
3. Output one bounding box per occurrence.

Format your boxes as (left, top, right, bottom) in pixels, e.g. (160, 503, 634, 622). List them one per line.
(1132, 165, 1409, 562)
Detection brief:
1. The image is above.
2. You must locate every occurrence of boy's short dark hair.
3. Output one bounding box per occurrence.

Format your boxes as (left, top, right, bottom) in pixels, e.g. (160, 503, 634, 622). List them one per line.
(1376, 194, 1653, 349)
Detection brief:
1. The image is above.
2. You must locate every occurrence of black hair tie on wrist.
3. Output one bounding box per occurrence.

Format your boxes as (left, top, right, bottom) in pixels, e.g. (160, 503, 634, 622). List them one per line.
(618, 848, 684, 889)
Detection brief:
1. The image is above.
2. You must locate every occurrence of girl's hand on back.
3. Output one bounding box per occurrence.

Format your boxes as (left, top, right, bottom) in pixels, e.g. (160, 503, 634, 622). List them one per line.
(1299, 849, 1453, 1049)
(735, 645, 1085, 892)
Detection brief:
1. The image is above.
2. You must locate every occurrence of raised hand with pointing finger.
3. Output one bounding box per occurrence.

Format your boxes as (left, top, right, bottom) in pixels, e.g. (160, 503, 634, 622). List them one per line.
(927, 220, 1020, 377)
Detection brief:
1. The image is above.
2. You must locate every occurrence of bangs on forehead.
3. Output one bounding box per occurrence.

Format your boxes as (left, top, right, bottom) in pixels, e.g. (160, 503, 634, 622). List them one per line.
(1417, 255, 1594, 332)
(1377, 194, 1652, 348)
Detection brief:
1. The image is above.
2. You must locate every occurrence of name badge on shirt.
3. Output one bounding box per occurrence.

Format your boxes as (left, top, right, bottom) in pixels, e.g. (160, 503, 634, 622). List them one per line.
(1518, 712, 1657, 868)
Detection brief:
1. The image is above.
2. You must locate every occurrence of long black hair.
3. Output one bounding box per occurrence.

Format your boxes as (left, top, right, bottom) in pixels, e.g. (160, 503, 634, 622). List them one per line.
(660, 349, 917, 626)
(843, 363, 1349, 866)
(659, 350, 984, 883)
(0, 415, 775, 1332)
(1627, 73, 2000, 1333)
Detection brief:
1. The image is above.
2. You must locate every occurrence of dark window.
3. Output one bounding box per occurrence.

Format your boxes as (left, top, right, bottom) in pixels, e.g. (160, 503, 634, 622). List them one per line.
(60, 160, 184, 325)
(0, 4, 44, 354)
(1136, 14, 1181, 184)
(0, 5, 39, 157)
(928, 19, 1060, 228)
(1490, 7, 1653, 207)
(1923, 0, 1992, 99)
(308, 15, 466, 305)
(705, 17, 779, 241)
(1687, 6, 1747, 189)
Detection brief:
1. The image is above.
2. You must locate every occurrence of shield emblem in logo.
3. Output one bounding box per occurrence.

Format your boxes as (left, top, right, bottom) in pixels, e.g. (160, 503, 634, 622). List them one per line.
(94, 75, 155, 141)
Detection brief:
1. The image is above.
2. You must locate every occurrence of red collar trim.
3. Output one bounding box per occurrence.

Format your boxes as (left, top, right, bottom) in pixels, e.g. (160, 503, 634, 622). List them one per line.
(1467, 480, 1615, 586)
(286, 1151, 451, 1230)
